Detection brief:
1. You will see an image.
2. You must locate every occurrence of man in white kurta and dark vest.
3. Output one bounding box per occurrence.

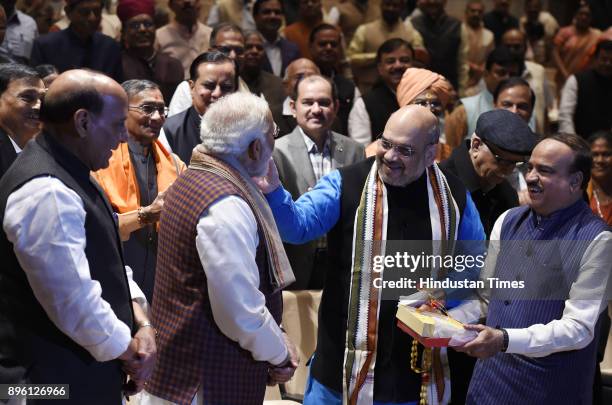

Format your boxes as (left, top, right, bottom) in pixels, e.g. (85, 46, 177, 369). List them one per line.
(450, 133, 612, 404)
(348, 38, 414, 146)
(0, 69, 156, 404)
(143, 92, 299, 405)
(257, 105, 486, 404)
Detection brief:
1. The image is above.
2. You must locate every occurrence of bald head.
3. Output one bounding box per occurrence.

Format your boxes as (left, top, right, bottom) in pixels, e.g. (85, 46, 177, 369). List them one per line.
(284, 58, 320, 97)
(385, 105, 439, 144)
(42, 69, 128, 171)
(376, 105, 439, 186)
(43, 69, 127, 125)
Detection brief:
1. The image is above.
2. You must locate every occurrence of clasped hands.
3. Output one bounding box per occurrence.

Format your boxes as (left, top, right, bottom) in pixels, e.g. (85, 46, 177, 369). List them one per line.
(267, 332, 299, 386)
(119, 326, 157, 396)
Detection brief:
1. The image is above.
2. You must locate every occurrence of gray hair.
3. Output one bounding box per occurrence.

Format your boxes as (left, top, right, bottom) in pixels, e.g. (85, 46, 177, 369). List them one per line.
(121, 79, 160, 99)
(200, 92, 272, 156)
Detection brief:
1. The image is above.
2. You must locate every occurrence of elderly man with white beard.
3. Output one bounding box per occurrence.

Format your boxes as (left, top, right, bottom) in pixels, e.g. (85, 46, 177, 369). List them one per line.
(143, 92, 298, 405)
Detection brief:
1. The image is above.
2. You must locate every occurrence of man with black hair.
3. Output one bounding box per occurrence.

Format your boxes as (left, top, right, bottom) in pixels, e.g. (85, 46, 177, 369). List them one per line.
(277, 57, 320, 136)
(445, 46, 522, 143)
(0, 63, 45, 178)
(253, 0, 300, 77)
(452, 133, 611, 404)
(273, 74, 364, 289)
(30, 0, 123, 81)
(167, 23, 249, 117)
(309, 23, 359, 136)
(160, 51, 237, 163)
(559, 39, 612, 139)
(493, 76, 535, 124)
(0, 69, 155, 404)
(501, 28, 553, 135)
(240, 30, 285, 122)
(349, 38, 413, 145)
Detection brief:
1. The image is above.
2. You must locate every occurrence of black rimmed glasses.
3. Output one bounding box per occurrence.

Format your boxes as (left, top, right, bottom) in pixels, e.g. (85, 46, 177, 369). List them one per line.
(216, 45, 245, 56)
(129, 104, 169, 118)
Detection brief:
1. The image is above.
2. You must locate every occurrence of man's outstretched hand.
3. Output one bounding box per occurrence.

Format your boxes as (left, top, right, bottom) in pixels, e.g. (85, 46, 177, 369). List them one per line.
(253, 158, 281, 194)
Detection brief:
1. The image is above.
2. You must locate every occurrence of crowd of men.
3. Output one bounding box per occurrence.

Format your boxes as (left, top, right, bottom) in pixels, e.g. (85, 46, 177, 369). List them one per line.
(0, 0, 611, 404)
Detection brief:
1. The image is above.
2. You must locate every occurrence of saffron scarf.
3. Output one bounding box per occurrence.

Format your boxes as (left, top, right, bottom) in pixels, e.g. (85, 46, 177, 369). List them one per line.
(189, 146, 295, 292)
(343, 161, 460, 405)
(93, 140, 184, 213)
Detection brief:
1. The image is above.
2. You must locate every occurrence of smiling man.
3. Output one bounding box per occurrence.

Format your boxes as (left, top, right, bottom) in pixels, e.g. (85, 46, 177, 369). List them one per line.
(273, 74, 364, 289)
(0, 69, 155, 404)
(258, 104, 485, 404)
(253, 0, 300, 77)
(93, 79, 185, 303)
(118, 0, 183, 104)
(349, 38, 414, 145)
(450, 133, 612, 404)
(0, 63, 44, 178)
(160, 50, 237, 163)
(441, 109, 536, 237)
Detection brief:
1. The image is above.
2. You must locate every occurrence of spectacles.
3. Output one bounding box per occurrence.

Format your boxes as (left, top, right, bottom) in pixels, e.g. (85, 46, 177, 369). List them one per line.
(379, 135, 416, 157)
(127, 20, 155, 30)
(411, 99, 442, 110)
(246, 43, 265, 51)
(216, 45, 245, 56)
(483, 140, 528, 166)
(129, 104, 168, 118)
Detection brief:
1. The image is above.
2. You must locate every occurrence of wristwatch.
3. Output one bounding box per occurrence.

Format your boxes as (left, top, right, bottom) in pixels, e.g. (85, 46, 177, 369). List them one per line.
(500, 328, 509, 352)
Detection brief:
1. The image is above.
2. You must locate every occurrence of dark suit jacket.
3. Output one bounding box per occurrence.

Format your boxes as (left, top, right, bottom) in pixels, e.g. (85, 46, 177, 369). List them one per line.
(31, 28, 123, 82)
(0, 128, 18, 179)
(261, 37, 301, 77)
(273, 127, 365, 289)
(242, 70, 285, 123)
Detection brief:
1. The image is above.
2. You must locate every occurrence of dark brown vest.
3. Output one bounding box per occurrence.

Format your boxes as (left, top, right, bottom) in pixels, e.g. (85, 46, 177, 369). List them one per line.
(147, 168, 283, 405)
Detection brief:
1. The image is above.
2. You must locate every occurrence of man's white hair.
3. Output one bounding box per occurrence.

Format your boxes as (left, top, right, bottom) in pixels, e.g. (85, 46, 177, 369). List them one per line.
(199, 92, 271, 156)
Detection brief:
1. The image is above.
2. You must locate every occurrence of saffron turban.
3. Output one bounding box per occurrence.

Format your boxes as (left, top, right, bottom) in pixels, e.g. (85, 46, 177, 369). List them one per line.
(396, 68, 452, 109)
(117, 0, 155, 22)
